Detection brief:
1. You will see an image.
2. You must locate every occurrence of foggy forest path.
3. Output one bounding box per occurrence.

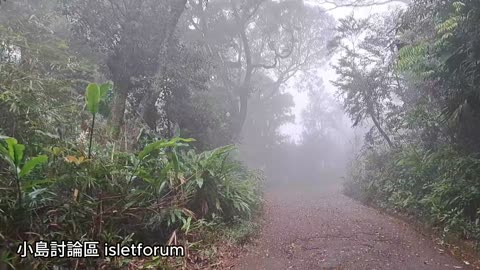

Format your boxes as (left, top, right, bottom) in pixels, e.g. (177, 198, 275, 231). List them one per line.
(234, 182, 471, 270)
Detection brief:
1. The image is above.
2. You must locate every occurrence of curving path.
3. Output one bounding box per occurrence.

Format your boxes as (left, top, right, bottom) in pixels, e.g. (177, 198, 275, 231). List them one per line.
(234, 182, 473, 270)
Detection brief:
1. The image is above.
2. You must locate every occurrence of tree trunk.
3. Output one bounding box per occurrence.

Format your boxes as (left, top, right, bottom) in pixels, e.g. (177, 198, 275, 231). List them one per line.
(109, 0, 188, 138)
(368, 111, 394, 148)
(110, 81, 129, 138)
(233, 27, 254, 140)
(142, 90, 160, 131)
(141, 0, 187, 132)
(235, 91, 249, 139)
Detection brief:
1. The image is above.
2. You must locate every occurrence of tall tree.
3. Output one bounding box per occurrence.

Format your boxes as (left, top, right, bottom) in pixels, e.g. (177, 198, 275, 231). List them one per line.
(239, 73, 295, 172)
(184, 0, 334, 139)
(396, 0, 480, 152)
(66, 0, 188, 137)
(332, 14, 401, 148)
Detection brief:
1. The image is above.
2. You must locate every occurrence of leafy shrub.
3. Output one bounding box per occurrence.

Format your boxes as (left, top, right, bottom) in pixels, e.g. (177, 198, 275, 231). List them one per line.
(0, 135, 262, 269)
(345, 145, 480, 244)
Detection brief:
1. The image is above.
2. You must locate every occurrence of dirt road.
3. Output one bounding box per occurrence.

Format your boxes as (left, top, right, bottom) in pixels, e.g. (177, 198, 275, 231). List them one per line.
(234, 182, 472, 270)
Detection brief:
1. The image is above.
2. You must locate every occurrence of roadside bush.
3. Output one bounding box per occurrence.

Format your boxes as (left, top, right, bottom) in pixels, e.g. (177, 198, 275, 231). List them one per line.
(0, 84, 263, 269)
(344, 145, 480, 244)
(0, 135, 262, 269)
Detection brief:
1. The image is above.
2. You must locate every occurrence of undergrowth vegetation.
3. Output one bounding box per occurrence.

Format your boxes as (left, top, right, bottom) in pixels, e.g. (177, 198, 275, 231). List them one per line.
(345, 147, 480, 243)
(0, 83, 263, 269)
(340, 0, 480, 251)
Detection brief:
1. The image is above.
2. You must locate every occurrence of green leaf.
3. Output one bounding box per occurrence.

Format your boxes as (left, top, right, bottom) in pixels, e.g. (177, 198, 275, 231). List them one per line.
(99, 82, 113, 100)
(138, 138, 195, 159)
(0, 144, 9, 161)
(182, 216, 192, 234)
(34, 130, 60, 139)
(6, 137, 17, 162)
(86, 83, 101, 114)
(19, 155, 48, 178)
(27, 188, 48, 199)
(13, 144, 25, 167)
(23, 180, 54, 190)
(0, 138, 15, 168)
(158, 181, 167, 193)
(138, 140, 168, 159)
(169, 150, 179, 173)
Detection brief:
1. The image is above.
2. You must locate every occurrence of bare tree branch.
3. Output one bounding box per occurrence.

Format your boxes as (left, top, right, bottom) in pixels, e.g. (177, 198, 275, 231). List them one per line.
(316, 0, 409, 11)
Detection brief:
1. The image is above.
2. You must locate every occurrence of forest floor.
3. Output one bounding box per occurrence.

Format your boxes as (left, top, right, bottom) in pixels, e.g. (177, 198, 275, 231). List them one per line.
(232, 181, 475, 270)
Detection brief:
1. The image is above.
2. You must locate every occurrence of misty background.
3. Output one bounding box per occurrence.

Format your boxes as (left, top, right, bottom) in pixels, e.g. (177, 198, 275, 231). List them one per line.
(239, 1, 405, 187)
(4, 0, 480, 269)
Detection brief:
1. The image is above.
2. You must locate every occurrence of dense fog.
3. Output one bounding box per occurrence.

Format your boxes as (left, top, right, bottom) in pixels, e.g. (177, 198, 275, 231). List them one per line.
(3, 0, 480, 269)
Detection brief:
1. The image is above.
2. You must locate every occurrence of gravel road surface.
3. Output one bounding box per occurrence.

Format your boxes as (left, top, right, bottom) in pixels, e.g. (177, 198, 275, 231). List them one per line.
(234, 182, 472, 270)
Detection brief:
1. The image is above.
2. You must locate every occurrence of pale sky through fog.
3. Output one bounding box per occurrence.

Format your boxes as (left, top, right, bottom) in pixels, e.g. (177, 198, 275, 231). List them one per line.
(280, 1, 405, 142)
